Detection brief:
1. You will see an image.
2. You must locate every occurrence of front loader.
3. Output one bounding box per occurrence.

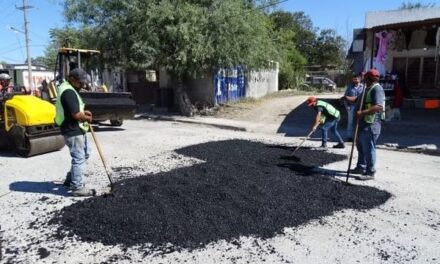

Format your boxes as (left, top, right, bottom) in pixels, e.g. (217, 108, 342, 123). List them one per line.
(0, 47, 136, 157)
(48, 48, 136, 126)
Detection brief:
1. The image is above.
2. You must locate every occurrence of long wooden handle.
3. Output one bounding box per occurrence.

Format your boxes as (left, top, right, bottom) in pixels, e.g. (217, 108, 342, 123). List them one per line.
(89, 126, 114, 186)
(290, 129, 315, 156)
(345, 86, 367, 183)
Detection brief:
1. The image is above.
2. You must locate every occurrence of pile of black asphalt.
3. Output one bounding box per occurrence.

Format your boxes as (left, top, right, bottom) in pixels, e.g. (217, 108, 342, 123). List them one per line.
(50, 139, 391, 252)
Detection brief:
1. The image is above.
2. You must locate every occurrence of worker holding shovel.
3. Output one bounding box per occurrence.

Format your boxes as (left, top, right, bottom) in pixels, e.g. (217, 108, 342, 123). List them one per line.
(55, 69, 95, 197)
(350, 69, 385, 180)
(307, 96, 345, 150)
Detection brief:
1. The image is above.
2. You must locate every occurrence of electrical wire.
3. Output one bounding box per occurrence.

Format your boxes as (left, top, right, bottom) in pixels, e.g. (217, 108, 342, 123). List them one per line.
(256, 0, 289, 10)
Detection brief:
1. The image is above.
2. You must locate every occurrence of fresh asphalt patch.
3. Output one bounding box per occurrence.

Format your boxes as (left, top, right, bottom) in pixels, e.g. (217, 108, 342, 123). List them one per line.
(50, 140, 391, 253)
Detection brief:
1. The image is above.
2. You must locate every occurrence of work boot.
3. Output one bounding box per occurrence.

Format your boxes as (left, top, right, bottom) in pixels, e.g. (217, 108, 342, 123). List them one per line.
(333, 142, 345, 149)
(63, 172, 72, 187)
(356, 170, 376, 181)
(316, 144, 328, 151)
(71, 188, 96, 197)
(350, 167, 366, 175)
(62, 179, 71, 187)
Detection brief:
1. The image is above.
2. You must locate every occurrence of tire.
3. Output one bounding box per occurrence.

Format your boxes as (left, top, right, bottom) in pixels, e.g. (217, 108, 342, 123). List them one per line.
(110, 119, 123, 126)
(298, 83, 310, 91)
(8, 125, 29, 156)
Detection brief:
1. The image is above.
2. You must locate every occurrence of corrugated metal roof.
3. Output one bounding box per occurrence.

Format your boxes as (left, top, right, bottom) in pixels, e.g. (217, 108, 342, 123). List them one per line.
(365, 7, 440, 29)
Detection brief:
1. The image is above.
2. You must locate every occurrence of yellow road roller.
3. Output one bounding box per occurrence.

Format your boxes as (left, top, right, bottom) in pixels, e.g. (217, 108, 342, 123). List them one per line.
(0, 94, 64, 157)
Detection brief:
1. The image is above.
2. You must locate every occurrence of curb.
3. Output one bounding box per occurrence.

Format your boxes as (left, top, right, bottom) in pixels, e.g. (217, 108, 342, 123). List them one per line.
(136, 114, 247, 132)
(377, 144, 440, 156)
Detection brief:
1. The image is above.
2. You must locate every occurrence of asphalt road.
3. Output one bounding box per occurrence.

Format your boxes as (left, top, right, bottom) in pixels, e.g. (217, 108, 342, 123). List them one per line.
(0, 118, 439, 263)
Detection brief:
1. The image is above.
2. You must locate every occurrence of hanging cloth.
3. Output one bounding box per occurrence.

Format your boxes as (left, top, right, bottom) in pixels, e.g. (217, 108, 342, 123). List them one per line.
(375, 31, 394, 64)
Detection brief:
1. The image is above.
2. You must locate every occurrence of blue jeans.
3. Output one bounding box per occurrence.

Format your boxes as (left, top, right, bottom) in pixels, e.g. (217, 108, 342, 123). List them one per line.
(321, 118, 344, 146)
(64, 134, 91, 190)
(346, 107, 355, 138)
(356, 126, 380, 173)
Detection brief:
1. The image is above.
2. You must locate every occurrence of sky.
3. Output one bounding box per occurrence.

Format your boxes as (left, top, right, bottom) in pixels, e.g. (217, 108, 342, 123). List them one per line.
(0, 0, 439, 64)
(0, 0, 64, 64)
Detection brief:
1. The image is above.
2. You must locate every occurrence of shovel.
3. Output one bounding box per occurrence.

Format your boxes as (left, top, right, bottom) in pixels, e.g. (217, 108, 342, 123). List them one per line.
(345, 84, 368, 184)
(89, 125, 115, 193)
(281, 129, 315, 162)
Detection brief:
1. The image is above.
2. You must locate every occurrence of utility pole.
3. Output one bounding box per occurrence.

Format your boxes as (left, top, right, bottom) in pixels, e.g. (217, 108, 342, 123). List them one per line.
(17, 0, 34, 94)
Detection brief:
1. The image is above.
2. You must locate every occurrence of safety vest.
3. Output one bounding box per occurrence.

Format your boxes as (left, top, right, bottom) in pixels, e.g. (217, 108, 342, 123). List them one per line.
(48, 81, 58, 102)
(363, 83, 385, 123)
(55, 81, 89, 133)
(316, 100, 340, 124)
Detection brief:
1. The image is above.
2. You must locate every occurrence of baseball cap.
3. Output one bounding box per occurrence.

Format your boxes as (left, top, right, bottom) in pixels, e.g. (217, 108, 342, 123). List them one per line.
(69, 68, 88, 84)
(365, 69, 380, 78)
(0, 73, 11, 80)
(306, 96, 317, 106)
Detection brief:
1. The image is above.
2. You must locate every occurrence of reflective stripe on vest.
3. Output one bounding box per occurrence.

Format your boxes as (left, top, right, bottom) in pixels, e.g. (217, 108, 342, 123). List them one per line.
(316, 100, 340, 123)
(364, 83, 385, 123)
(55, 81, 89, 133)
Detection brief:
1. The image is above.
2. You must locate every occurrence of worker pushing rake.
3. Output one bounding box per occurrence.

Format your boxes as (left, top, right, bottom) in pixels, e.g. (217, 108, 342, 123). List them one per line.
(281, 96, 345, 162)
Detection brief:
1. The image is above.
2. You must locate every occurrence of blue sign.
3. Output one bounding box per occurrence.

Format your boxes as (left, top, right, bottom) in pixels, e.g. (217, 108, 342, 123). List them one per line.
(214, 66, 246, 105)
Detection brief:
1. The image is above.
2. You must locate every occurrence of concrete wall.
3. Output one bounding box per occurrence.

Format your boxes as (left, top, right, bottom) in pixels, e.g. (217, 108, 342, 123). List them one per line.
(186, 74, 215, 106)
(365, 8, 440, 29)
(246, 65, 279, 99)
(158, 65, 279, 108)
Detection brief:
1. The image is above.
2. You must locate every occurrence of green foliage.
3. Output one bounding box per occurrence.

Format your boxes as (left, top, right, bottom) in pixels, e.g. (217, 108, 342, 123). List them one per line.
(313, 29, 346, 67)
(54, 1, 346, 92)
(61, 0, 278, 79)
(269, 11, 345, 89)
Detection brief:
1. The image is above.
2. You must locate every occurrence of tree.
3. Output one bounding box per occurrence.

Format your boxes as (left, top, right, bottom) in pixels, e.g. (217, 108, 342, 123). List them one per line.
(399, 1, 435, 9)
(270, 11, 317, 65)
(269, 11, 307, 89)
(313, 29, 346, 67)
(62, 0, 278, 115)
(269, 11, 346, 88)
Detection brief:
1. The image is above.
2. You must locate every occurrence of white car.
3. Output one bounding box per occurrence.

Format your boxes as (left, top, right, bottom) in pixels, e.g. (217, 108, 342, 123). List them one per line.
(306, 76, 337, 91)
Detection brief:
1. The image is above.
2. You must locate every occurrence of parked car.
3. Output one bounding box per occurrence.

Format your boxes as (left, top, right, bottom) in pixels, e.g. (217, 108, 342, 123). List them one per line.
(302, 76, 337, 91)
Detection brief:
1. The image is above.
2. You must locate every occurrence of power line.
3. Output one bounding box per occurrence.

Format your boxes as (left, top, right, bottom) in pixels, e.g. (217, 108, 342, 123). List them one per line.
(14, 32, 25, 61)
(16, 0, 35, 92)
(256, 0, 289, 10)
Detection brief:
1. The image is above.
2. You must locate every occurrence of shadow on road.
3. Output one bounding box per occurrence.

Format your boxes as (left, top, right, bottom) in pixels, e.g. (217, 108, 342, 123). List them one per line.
(9, 181, 69, 196)
(92, 126, 125, 132)
(277, 97, 347, 140)
(277, 97, 440, 150)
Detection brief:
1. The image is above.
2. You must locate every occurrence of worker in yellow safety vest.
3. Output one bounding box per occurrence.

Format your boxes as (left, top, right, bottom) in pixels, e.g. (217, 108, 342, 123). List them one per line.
(350, 69, 385, 181)
(307, 96, 345, 150)
(55, 68, 94, 197)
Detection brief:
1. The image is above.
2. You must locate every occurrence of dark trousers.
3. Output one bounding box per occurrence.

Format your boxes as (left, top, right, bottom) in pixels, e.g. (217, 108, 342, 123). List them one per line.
(321, 118, 344, 146)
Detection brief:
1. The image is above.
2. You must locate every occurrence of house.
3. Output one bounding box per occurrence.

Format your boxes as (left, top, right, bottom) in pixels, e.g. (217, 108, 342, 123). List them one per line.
(348, 7, 440, 109)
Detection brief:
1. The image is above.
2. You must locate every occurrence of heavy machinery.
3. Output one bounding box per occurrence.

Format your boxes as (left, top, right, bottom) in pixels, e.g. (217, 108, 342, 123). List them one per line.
(0, 47, 136, 157)
(48, 48, 136, 126)
(0, 92, 64, 157)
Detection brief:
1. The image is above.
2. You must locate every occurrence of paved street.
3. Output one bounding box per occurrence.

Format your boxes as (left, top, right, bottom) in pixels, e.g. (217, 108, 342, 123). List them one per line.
(1, 113, 439, 263)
